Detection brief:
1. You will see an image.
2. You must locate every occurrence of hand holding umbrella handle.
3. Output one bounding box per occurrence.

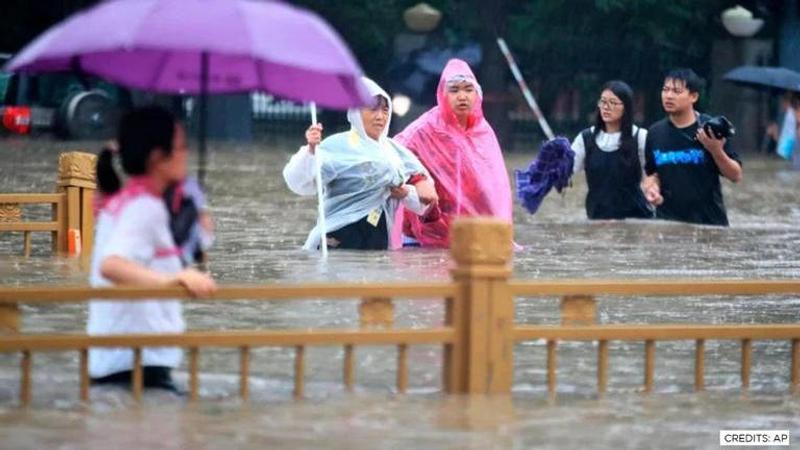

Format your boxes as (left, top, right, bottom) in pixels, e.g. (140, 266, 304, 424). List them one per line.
(305, 123, 323, 154)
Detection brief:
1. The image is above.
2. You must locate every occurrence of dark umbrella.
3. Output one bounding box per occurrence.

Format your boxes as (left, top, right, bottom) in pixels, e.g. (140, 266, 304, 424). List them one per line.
(5, 0, 371, 186)
(723, 66, 800, 92)
(515, 137, 575, 215)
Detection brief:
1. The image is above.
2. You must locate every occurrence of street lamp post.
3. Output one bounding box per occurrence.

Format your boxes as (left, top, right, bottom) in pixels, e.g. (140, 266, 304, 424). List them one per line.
(710, 5, 770, 153)
(721, 5, 764, 38)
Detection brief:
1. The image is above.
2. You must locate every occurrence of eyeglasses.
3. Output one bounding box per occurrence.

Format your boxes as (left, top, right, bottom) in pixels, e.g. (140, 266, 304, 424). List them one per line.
(597, 98, 623, 109)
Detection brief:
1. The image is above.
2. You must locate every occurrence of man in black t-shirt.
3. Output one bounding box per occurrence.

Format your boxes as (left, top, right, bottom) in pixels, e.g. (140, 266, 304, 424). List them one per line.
(642, 69, 743, 226)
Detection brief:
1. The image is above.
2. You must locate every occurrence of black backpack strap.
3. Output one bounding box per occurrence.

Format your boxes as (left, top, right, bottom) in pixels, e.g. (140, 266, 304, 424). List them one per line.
(163, 183, 198, 267)
(581, 128, 596, 155)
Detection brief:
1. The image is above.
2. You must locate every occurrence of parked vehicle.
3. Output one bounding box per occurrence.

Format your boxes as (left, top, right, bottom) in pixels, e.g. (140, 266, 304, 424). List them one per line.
(0, 53, 130, 139)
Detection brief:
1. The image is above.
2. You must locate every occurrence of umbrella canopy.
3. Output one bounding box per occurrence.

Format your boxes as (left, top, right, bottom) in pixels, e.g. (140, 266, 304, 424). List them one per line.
(5, 0, 371, 185)
(6, 0, 370, 108)
(723, 66, 800, 92)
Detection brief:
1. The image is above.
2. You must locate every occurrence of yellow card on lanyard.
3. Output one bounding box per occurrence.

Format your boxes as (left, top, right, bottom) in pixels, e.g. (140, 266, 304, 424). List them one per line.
(366, 209, 382, 227)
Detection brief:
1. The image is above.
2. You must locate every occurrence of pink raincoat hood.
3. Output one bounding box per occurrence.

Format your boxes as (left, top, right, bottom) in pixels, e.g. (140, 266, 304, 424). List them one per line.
(392, 59, 512, 248)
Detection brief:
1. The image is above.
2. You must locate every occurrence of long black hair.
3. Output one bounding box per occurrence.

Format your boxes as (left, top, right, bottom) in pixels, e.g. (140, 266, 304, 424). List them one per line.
(592, 80, 640, 178)
(96, 106, 177, 194)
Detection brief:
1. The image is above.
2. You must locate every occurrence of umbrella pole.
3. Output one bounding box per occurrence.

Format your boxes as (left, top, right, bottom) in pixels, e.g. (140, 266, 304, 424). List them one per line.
(198, 51, 209, 188)
(310, 102, 328, 258)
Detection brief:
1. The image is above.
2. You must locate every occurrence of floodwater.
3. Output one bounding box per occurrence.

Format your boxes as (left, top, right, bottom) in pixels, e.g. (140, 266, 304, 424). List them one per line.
(1, 135, 800, 449)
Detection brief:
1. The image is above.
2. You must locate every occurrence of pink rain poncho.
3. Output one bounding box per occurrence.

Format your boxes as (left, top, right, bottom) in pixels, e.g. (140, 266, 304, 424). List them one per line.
(392, 59, 512, 248)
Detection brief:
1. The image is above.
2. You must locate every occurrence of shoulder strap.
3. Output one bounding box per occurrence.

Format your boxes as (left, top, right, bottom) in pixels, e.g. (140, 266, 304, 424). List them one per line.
(697, 112, 713, 124)
(581, 128, 597, 155)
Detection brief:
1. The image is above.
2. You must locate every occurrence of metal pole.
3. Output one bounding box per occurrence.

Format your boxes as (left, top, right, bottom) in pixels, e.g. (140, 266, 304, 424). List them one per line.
(496, 37, 555, 140)
(198, 51, 209, 188)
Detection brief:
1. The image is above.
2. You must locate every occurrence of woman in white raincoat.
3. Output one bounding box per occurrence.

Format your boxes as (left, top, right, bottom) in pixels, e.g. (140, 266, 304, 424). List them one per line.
(283, 77, 437, 250)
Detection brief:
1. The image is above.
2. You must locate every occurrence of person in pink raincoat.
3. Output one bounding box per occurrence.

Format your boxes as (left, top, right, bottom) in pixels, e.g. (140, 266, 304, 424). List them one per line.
(391, 58, 513, 248)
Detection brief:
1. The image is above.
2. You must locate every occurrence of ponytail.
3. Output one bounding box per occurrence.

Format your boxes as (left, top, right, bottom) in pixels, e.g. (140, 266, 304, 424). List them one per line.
(96, 105, 176, 195)
(96, 147, 121, 194)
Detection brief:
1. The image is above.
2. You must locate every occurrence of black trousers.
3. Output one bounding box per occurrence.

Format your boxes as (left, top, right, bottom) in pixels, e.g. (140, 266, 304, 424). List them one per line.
(327, 212, 388, 250)
(91, 366, 178, 392)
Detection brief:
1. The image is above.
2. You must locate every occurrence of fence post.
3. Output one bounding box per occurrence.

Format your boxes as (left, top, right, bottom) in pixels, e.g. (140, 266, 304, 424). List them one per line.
(447, 217, 514, 394)
(57, 152, 97, 259)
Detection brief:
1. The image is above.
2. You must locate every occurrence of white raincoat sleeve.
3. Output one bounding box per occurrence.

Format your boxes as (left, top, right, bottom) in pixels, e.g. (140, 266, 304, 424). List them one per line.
(403, 184, 430, 216)
(283, 146, 318, 196)
(401, 185, 428, 216)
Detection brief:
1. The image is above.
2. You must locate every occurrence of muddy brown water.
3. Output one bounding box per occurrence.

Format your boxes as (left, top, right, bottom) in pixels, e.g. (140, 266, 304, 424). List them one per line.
(1, 136, 799, 449)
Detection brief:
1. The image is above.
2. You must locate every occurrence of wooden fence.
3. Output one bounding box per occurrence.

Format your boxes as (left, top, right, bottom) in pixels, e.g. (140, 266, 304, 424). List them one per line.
(0, 151, 96, 257)
(510, 281, 800, 397)
(1, 218, 799, 406)
(0, 193, 66, 256)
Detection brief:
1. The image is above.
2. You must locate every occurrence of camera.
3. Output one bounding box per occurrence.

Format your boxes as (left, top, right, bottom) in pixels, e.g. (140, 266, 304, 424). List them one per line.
(699, 115, 735, 140)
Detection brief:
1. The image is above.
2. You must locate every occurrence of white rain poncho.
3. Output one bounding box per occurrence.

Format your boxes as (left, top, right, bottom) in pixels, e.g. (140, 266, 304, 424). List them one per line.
(283, 77, 430, 250)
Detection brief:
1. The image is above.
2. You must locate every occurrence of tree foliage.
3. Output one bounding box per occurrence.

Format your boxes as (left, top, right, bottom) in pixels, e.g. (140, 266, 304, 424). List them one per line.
(291, 0, 475, 85)
(1, 0, 778, 128)
(0, 0, 96, 54)
(504, 0, 738, 120)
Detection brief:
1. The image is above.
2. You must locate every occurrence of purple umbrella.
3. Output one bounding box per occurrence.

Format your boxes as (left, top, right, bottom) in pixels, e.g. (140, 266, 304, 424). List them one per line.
(5, 0, 371, 185)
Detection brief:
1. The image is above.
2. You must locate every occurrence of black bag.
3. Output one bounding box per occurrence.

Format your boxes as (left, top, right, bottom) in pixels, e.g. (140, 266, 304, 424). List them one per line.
(163, 183, 199, 248)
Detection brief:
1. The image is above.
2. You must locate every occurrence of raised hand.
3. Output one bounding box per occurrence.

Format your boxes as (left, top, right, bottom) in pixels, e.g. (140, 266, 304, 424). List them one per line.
(305, 123, 324, 154)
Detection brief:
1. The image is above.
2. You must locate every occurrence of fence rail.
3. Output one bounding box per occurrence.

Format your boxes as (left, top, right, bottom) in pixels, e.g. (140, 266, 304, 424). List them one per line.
(0, 328, 456, 351)
(514, 324, 800, 341)
(508, 279, 800, 296)
(1, 218, 799, 407)
(0, 193, 66, 256)
(0, 282, 457, 303)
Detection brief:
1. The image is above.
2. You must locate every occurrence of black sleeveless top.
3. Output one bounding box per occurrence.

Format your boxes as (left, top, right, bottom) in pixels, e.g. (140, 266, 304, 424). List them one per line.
(581, 128, 652, 220)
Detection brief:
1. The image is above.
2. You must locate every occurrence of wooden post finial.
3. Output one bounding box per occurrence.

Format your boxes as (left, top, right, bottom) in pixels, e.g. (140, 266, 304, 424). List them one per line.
(450, 217, 513, 267)
(57, 152, 97, 188)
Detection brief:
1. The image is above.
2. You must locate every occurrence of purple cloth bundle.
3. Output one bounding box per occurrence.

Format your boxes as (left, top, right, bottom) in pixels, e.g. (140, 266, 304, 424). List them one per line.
(515, 137, 575, 214)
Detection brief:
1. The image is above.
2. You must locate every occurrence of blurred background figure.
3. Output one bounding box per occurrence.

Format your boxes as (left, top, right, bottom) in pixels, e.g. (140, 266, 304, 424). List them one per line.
(770, 92, 797, 160)
(90, 106, 216, 392)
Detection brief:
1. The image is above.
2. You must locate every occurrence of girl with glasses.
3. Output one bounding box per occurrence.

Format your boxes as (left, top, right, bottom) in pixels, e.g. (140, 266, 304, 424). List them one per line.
(570, 80, 652, 220)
